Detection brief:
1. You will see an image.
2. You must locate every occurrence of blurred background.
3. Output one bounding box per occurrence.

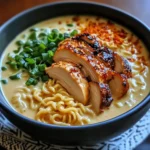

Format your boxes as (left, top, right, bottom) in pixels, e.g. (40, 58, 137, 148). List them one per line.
(0, 0, 149, 150)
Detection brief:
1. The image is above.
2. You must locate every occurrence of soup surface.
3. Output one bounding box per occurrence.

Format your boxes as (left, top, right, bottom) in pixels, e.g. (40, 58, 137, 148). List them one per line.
(0, 15, 150, 126)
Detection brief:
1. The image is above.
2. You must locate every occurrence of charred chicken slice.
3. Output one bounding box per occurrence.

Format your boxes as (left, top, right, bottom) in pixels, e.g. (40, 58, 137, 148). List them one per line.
(109, 73, 129, 99)
(114, 53, 132, 78)
(45, 61, 89, 105)
(54, 40, 113, 82)
(89, 82, 113, 114)
(75, 33, 100, 49)
(75, 33, 132, 77)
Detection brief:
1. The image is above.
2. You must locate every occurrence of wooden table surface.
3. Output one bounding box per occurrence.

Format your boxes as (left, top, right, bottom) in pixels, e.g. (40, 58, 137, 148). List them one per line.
(0, 0, 149, 150)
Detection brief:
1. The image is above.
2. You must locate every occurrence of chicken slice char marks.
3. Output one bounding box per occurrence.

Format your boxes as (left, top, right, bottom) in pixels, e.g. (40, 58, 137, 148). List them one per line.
(109, 73, 129, 99)
(75, 33, 132, 78)
(89, 82, 113, 114)
(54, 38, 114, 111)
(53, 33, 131, 112)
(55, 39, 113, 83)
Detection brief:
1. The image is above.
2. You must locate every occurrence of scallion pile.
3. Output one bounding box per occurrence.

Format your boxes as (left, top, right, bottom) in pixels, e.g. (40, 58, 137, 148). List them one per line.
(4, 28, 78, 86)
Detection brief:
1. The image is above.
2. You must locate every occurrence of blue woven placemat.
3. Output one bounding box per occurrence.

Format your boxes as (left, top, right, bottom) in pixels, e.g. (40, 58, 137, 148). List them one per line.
(0, 110, 150, 150)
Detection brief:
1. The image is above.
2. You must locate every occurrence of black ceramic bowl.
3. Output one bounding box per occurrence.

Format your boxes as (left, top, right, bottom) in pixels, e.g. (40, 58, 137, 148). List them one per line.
(0, 1, 150, 145)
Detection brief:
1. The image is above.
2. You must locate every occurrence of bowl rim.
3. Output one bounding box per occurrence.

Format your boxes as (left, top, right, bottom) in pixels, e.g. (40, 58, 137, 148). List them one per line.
(0, 1, 150, 130)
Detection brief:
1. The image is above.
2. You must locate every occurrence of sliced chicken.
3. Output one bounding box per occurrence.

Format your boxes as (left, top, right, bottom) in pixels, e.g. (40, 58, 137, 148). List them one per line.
(45, 61, 89, 105)
(75, 33, 114, 68)
(75, 33, 100, 49)
(75, 33, 132, 77)
(114, 53, 132, 78)
(54, 40, 113, 82)
(109, 73, 129, 99)
(89, 82, 113, 114)
(94, 47, 115, 69)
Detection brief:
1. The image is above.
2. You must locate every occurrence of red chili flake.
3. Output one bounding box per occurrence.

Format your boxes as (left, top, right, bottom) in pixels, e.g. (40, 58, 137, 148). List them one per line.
(58, 21, 62, 24)
(128, 34, 134, 42)
(118, 29, 127, 38)
(133, 39, 139, 45)
(131, 49, 135, 54)
(86, 18, 89, 21)
(113, 35, 123, 45)
(72, 16, 80, 22)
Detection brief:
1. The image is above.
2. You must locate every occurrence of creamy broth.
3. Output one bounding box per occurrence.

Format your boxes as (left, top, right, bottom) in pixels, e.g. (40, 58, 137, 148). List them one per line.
(0, 15, 150, 125)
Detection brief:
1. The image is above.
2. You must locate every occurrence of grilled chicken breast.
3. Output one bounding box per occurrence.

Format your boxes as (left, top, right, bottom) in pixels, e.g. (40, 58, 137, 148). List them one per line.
(109, 73, 129, 99)
(45, 61, 89, 105)
(54, 39, 113, 82)
(89, 82, 113, 114)
(114, 53, 132, 78)
(75, 33, 132, 77)
(51, 33, 131, 108)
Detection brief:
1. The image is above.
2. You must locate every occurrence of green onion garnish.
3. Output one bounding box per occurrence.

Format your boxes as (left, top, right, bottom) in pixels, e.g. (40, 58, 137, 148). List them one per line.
(67, 23, 73, 27)
(9, 73, 21, 80)
(1, 79, 8, 84)
(1, 66, 7, 71)
(6, 28, 78, 85)
(26, 77, 38, 86)
(70, 29, 78, 36)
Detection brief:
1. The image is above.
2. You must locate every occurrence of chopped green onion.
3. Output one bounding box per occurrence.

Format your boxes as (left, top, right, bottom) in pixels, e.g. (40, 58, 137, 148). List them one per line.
(9, 61, 18, 70)
(15, 55, 23, 61)
(51, 47, 57, 52)
(29, 67, 39, 76)
(26, 58, 36, 65)
(1, 66, 7, 71)
(67, 23, 73, 27)
(9, 73, 21, 80)
(6, 61, 11, 64)
(34, 57, 41, 64)
(16, 40, 25, 46)
(24, 47, 33, 53)
(39, 43, 46, 50)
(26, 77, 38, 86)
(38, 64, 46, 71)
(28, 32, 37, 40)
(42, 75, 49, 82)
(24, 40, 33, 47)
(13, 49, 20, 53)
(8, 53, 15, 60)
(6, 27, 78, 85)
(70, 29, 78, 36)
(20, 52, 30, 58)
(1, 79, 8, 84)
(48, 42, 56, 48)
(43, 28, 50, 35)
(17, 58, 26, 67)
(48, 51, 54, 57)
(64, 33, 70, 39)
(58, 33, 64, 41)
(52, 29, 59, 35)
(42, 53, 49, 61)
(39, 32, 47, 37)
(30, 27, 39, 32)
